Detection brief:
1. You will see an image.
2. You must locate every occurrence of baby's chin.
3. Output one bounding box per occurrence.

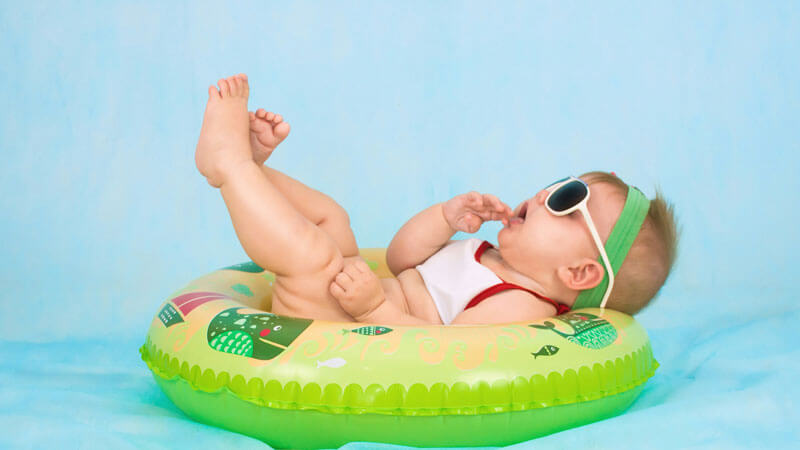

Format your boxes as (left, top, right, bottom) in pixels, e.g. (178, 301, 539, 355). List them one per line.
(497, 219, 524, 242)
(496, 227, 514, 251)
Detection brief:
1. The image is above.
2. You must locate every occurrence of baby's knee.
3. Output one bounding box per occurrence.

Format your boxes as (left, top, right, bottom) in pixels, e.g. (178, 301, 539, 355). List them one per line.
(319, 200, 351, 227)
(303, 230, 345, 275)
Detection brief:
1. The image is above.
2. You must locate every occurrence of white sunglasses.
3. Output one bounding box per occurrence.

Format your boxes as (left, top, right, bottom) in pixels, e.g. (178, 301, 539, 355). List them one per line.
(544, 177, 614, 308)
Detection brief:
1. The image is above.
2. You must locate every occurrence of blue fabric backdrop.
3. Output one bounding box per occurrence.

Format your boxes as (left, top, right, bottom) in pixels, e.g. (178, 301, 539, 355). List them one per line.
(1, 1, 798, 448)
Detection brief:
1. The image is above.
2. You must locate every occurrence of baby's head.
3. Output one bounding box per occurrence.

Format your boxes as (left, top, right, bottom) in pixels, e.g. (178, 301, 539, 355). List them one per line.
(497, 171, 680, 315)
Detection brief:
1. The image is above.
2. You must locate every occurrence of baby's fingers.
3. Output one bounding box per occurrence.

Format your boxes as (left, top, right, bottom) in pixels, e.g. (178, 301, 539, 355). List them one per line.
(354, 259, 371, 273)
(491, 204, 514, 221)
(343, 262, 362, 278)
(464, 191, 484, 208)
(334, 272, 353, 288)
(482, 193, 511, 213)
(330, 282, 346, 297)
(472, 193, 512, 221)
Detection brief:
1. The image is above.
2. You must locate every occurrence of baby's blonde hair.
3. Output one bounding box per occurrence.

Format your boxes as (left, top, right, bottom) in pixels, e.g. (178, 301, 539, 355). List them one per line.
(580, 171, 681, 315)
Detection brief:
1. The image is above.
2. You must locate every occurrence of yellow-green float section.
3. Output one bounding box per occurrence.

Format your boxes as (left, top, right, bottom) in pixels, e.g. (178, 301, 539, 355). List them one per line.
(140, 248, 658, 449)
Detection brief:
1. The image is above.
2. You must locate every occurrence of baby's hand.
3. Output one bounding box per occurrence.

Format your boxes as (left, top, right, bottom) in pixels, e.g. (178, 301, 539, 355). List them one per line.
(442, 192, 513, 233)
(329, 259, 386, 321)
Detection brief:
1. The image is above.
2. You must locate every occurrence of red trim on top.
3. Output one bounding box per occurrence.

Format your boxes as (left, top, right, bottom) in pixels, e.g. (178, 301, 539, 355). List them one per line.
(467, 241, 571, 315)
(474, 240, 493, 262)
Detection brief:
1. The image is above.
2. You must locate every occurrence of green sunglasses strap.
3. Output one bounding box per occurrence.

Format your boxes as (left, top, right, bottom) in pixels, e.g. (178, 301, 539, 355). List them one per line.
(572, 185, 650, 310)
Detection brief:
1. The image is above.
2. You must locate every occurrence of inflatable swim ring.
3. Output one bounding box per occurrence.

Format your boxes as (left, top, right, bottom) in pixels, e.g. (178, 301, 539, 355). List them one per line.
(139, 249, 658, 448)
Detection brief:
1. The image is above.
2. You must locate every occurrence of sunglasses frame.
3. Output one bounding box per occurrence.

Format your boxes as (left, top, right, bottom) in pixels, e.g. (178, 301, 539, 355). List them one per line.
(544, 176, 615, 308)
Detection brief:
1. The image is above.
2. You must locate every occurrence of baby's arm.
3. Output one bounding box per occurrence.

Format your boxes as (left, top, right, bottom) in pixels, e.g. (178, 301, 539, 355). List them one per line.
(386, 192, 514, 275)
(385, 203, 456, 276)
(336, 193, 512, 325)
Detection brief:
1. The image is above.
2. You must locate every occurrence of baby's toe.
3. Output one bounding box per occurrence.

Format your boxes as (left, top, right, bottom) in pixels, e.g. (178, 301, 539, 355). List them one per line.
(274, 122, 290, 139)
(266, 112, 275, 121)
(256, 108, 267, 119)
(217, 78, 231, 97)
(238, 74, 249, 97)
(226, 75, 240, 95)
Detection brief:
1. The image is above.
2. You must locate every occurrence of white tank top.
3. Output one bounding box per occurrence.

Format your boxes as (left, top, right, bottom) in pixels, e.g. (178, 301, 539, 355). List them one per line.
(415, 238, 567, 325)
(415, 238, 502, 325)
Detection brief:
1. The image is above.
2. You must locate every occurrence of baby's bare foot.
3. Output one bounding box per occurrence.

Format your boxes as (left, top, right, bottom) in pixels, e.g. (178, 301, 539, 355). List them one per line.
(195, 73, 252, 188)
(249, 109, 291, 165)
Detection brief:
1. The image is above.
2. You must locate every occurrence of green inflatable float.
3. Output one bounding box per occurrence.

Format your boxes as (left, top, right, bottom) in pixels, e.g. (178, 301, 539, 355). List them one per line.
(140, 249, 658, 448)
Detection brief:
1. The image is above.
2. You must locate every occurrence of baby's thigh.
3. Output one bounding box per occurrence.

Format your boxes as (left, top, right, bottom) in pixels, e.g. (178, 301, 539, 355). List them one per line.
(270, 255, 363, 322)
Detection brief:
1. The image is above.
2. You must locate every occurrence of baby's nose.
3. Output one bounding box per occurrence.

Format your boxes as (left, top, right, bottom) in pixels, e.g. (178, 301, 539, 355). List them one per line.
(535, 189, 548, 204)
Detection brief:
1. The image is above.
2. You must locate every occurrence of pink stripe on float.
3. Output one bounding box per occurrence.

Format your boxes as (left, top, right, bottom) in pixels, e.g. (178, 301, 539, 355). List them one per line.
(179, 296, 227, 315)
(172, 291, 226, 306)
(170, 291, 231, 315)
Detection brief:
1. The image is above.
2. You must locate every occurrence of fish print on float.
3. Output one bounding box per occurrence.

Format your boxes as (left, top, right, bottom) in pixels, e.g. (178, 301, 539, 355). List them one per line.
(316, 357, 347, 369)
(341, 326, 393, 336)
(531, 345, 560, 359)
(529, 312, 618, 349)
(207, 307, 313, 360)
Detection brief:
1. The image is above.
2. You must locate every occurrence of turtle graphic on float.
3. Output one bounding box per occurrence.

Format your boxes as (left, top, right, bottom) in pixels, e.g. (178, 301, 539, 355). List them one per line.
(207, 307, 313, 360)
(529, 312, 617, 349)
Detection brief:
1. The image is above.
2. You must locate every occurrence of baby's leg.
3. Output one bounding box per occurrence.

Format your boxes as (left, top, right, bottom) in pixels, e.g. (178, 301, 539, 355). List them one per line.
(260, 166, 359, 258)
(196, 75, 355, 321)
(248, 109, 358, 258)
(252, 170, 364, 321)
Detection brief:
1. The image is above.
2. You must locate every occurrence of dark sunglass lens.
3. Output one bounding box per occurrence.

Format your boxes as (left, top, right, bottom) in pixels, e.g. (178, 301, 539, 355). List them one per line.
(544, 177, 570, 190)
(547, 180, 588, 212)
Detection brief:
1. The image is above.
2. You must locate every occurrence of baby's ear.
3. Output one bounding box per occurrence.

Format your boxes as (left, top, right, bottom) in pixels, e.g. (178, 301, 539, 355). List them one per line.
(557, 259, 605, 291)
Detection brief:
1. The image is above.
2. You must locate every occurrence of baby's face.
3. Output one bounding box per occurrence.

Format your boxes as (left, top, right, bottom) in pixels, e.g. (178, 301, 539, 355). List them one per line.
(497, 177, 625, 287)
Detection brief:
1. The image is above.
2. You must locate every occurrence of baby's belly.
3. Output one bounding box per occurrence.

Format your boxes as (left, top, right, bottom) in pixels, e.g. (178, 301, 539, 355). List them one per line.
(380, 268, 442, 325)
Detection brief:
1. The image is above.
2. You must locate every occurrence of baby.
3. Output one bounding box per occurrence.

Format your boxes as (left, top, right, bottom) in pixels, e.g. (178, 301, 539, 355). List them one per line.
(195, 74, 679, 325)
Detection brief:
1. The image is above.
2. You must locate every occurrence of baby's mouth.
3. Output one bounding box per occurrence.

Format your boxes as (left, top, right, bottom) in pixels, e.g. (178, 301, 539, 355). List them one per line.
(518, 201, 529, 220)
(509, 201, 529, 225)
